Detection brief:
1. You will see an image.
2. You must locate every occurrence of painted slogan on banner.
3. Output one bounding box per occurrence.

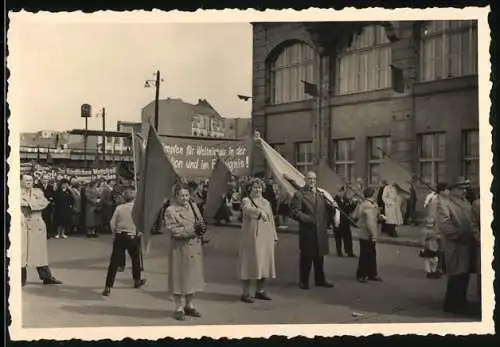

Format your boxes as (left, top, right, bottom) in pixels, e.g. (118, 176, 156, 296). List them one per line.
(159, 136, 250, 178)
(23, 163, 118, 183)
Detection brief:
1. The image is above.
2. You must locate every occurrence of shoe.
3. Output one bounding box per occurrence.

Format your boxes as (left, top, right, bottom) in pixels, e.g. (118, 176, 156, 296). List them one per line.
(43, 277, 62, 285)
(62, 233, 68, 239)
(173, 310, 186, 321)
(241, 294, 254, 303)
(102, 287, 111, 296)
(117, 267, 125, 272)
(299, 283, 310, 290)
(255, 291, 272, 300)
(316, 282, 334, 288)
(357, 277, 368, 284)
(55, 234, 60, 239)
(184, 307, 202, 318)
(368, 276, 383, 282)
(134, 279, 146, 288)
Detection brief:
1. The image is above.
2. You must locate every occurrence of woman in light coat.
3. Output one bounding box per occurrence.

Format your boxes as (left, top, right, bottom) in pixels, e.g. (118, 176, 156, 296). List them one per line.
(21, 174, 62, 286)
(381, 183, 403, 237)
(238, 178, 278, 303)
(164, 185, 206, 321)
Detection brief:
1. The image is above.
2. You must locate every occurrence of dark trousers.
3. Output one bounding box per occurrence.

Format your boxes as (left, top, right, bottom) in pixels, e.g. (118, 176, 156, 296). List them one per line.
(299, 254, 326, 285)
(444, 273, 470, 311)
(21, 265, 53, 285)
(334, 225, 354, 256)
(357, 239, 378, 279)
(104, 234, 142, 288)
(42, 207, 54, 238)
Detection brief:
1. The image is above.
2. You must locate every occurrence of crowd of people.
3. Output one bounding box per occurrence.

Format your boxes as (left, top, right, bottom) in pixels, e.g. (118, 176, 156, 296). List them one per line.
(20, 167, 481, 321)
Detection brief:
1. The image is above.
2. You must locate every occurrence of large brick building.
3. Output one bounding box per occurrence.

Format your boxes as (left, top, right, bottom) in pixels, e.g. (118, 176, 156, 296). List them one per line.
(251, 21, 479, 192)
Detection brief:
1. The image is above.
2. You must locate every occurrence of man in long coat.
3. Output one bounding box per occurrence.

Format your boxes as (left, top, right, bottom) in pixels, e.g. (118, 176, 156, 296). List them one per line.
(290, 171, 334, 290)
(21, 174, 62, 286)
(437, 178, 478, 317)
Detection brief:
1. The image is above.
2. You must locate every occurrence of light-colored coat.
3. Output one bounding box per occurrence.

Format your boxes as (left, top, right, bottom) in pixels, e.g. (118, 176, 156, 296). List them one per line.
(164, 202, 205, 295)
(21, 188, 50, 267)
(238, 196, 278, 280)
(436, 196, 474, 276)
(382, 185, 403, 226)
(352, 198, 379, 241)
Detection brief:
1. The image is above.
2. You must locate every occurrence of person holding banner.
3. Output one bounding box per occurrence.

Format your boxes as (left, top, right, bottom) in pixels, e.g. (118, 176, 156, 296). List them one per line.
(102, 188, 146, 297)
(238, 178, 278, 303)
(21, 174, 62, 286)
(164, 184, 207, 321)
(290, 171, 334, 290)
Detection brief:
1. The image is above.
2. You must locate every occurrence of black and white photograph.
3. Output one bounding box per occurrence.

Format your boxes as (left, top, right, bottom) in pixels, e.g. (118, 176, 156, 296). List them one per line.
(7, 8, 493, 340)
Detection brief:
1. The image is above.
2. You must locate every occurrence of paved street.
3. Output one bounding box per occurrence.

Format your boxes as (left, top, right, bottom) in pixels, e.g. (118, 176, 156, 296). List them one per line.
(22, 226, 480, 328)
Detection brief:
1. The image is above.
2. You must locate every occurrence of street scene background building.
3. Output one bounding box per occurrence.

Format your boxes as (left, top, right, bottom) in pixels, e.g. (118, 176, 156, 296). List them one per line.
(251, 20, 479, 210)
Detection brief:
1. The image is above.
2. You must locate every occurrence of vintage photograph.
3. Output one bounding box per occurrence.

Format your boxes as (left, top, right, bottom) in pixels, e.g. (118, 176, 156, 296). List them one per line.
(7, 8, 493, 340)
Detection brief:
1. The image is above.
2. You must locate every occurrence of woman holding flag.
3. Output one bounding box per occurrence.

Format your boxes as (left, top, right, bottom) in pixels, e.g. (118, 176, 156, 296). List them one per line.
(164, 184, 207, 321)
(238, 178, 278, 303)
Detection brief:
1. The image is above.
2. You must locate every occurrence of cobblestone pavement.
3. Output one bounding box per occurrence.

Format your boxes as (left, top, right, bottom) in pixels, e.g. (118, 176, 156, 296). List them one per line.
(21, 226, 480, 328)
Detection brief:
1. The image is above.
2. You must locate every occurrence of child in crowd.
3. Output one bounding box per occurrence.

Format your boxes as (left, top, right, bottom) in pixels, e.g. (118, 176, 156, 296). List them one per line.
(419, 217, 441, 279)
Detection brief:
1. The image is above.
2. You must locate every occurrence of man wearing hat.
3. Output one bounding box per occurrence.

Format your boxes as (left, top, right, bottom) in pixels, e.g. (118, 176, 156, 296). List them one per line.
(436, 177, 479, 317)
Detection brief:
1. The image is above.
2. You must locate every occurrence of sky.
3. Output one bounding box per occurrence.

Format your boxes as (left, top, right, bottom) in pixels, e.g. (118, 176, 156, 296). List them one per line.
(8, 20, 253, 133)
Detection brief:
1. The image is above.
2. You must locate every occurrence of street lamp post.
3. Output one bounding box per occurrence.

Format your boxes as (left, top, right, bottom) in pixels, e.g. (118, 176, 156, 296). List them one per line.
(145, 71, 164, 132)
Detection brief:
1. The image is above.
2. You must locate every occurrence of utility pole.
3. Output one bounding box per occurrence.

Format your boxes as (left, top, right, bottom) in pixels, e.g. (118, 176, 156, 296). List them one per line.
(81, 103, 92, 168)
(102, 108, 106, 162)
(145, 71, 163, 133)
(154, 70, 160, 131)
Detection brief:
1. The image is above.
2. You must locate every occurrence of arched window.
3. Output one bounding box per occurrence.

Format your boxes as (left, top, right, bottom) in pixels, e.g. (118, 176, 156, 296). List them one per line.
(268, 42, 315, 105)
(420, 20, 477, 82)
(336, 25, 392, 95)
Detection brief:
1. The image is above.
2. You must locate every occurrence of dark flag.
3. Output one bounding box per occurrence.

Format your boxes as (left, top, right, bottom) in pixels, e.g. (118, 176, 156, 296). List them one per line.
(302, 80, 319, 97)
(391, 64, 406, 93)
(132, 126, 179, 254)
(237, 94, 251, 101)
(205, 156, 233, 222)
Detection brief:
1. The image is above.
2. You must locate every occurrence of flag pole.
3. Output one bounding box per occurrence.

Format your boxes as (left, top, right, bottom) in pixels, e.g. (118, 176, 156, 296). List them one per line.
(377, 146, 434, 192)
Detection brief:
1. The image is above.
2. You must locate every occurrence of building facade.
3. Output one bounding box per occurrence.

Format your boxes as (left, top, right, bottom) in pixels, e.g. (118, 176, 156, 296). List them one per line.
(142, 98, 251, 139)
(251, 21, 479, 192)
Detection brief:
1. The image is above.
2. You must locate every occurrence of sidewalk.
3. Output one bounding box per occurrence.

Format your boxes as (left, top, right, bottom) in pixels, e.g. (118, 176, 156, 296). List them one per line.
(214, 220, 422, 248)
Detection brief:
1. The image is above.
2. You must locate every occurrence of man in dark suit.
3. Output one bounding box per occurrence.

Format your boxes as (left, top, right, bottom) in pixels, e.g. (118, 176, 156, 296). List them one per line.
(35, 175, 55, 239)
(290, 171, 334, 290)
(334, 186, 358, 257)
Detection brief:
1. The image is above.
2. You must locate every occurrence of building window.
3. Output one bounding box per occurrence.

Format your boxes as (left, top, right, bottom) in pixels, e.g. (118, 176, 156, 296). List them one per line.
(332, 138, 355, 182)
(463, 129, 479, 186)
(337, 25, 392, 95)
(418, 132, 446, 186)
(295, 142, 313, 174)
(368, 136, 392, 185)
(420, 20, 478, 82)
(269, 42, 315, 105)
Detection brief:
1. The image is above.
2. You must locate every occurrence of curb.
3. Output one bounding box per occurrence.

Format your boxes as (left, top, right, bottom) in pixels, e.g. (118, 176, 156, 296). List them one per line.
(212, 223, 422, 248)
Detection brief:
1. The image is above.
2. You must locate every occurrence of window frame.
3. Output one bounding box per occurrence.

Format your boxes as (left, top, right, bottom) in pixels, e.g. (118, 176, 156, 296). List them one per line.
(462, 129, 479, 187)
(268, 42, 316, 105)
(294, 141, 313, 174)
(367, 136, 392, 186)
(331, 138, 356, 183)
(336, 25, 392, 95)
(419, 20, 478, 82)
(417, 132, 447, 187)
